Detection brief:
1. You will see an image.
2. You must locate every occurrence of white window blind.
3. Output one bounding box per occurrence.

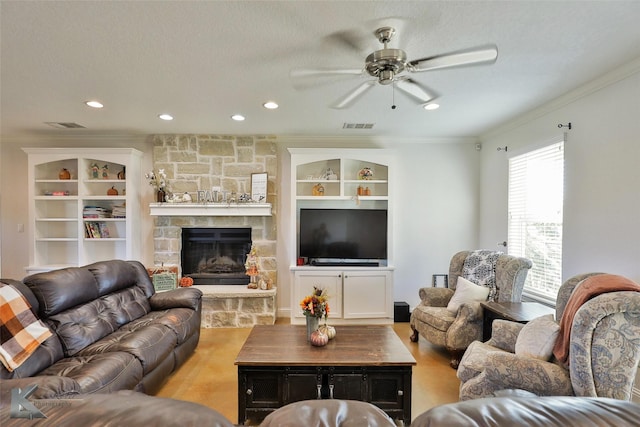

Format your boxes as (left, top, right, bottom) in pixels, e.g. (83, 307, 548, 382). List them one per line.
(508, 140, 564, 301)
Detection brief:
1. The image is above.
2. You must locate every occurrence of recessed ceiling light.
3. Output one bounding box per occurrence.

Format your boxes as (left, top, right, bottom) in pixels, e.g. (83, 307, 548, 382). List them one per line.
(231, 114, 245, 121)
(85, 100, 104, 109)
(263, 101, 279, 109)
(423, 103, 440, 111)
(158, 114, 174, 121)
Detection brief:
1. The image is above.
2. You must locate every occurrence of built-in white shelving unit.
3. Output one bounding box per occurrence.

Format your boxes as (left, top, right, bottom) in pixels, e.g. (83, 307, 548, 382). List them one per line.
(23, 148, 142, 274)
(288, 148, 395, 325)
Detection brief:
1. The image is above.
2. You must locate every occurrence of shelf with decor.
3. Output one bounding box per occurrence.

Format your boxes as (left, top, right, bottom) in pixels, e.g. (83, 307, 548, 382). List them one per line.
(23, 148, 142, 274)
(288, 148, 395, 325)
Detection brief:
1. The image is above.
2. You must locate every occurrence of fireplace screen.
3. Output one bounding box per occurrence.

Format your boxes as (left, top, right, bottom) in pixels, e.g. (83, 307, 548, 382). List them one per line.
(181, 228, 252, 285)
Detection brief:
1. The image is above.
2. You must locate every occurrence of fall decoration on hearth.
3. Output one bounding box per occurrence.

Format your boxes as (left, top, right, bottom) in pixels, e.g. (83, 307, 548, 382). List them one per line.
(179, 276, 194, 287)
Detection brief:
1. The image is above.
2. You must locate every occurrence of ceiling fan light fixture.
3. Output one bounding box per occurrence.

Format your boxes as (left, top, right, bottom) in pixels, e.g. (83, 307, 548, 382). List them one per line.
(379, 69, 395, 85)
(424, 103, 440, 111)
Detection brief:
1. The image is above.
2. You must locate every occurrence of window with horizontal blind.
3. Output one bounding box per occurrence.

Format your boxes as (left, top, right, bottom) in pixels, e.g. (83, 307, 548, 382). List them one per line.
(508, 140, 564, 302)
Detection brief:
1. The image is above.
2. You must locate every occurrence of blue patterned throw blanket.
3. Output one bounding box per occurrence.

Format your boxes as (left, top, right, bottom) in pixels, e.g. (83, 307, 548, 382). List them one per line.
(461, 250, 502, 301)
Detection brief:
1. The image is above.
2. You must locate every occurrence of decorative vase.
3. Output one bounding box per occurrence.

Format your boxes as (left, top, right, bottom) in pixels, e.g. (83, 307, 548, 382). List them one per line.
(305, 316, 319, 341)
(156, 189, 166, 203)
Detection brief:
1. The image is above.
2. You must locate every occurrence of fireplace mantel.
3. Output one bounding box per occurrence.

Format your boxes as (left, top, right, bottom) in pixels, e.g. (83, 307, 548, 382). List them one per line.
(149, 203, 272, 217)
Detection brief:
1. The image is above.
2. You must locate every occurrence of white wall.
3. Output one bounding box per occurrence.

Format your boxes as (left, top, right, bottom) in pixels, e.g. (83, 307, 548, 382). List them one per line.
(477, 62, 640, 283)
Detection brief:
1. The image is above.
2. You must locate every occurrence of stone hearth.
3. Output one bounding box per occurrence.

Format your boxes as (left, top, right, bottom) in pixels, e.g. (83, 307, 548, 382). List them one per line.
(196, 285, 276, 328)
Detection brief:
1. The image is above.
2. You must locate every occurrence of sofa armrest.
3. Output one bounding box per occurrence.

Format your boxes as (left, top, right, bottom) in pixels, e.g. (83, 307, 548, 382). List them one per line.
(484, 352, 572, 396)
(149, 288, 203, 311)
(445, 302, 484, 350)
(418, 287, 454, 307)
(485, 319, 525, 352)
(1, 376, 81, 400)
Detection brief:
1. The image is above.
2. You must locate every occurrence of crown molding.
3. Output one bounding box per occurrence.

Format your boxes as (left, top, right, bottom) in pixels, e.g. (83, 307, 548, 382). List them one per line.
(481, 56, 640, 140)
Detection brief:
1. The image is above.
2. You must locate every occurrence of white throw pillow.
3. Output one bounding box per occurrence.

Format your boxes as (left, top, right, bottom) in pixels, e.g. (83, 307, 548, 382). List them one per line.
(446, 277, 491, 314)
(515, 314, 559, 361)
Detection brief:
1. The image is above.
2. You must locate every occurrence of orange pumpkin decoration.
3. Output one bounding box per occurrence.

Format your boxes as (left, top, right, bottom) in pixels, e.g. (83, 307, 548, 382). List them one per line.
(180, 276, 194, 287)
(107, 186, 118, 196)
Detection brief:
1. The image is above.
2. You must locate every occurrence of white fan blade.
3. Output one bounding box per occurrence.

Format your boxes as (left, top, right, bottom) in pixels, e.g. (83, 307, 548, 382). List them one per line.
(331, 81, 376, 109)
(395, 78, 438, 104)
(408, 45, 498, 72)
(290, 68, 364, 90)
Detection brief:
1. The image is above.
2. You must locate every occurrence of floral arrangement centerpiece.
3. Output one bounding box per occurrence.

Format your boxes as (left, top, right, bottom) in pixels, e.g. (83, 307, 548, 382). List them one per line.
(145, 169, 168, 202)
(300, 286, 330, 342)
(300, 286, 330, 319)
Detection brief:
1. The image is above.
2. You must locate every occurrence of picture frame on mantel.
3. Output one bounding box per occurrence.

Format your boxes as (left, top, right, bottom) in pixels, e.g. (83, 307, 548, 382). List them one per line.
(251, 172, 268, 202)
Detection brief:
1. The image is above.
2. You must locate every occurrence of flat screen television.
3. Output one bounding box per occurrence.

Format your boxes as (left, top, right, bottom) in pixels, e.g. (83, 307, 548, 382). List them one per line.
(299, 208, 387, 265)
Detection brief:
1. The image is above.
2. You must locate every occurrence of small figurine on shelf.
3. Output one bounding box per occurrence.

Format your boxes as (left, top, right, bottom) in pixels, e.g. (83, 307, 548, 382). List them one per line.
(312, 183, 325, 196)
(245, 244, 260, 289)
(102, 164, 109, 179)
(90, 163, 100, 179)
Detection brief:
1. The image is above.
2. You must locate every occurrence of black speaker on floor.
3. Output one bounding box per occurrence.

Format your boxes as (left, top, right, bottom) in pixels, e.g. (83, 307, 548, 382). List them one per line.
(394, 301, 410, 322)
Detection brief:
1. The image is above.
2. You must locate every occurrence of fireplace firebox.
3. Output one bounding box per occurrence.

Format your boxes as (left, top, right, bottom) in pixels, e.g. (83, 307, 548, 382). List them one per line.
(181, 228, 252, 285)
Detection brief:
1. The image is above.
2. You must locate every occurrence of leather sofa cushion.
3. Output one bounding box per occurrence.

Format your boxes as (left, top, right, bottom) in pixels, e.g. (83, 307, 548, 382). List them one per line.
(39, 351, 143, 394)
(87, 259, 154, 297)
(0, 390, 235, 427)
(24, 260, 155, 318)
(123, 308, 200, 345)
(411, 396, 640, 427)
(0, 376, 81, 400)
(78, 324, 177, 374)
(46, 286, 151, 356)
(25, 267, 99, 317)
(260, 399, 397, 427)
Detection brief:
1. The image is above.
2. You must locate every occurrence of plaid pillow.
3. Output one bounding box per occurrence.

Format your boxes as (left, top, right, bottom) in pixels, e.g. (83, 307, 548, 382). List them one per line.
(0, 282, 52, 372)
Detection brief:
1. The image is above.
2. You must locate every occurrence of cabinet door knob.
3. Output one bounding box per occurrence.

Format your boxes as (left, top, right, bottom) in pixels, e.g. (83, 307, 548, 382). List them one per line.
(246, 389, 253, 395)
(397, 390, 403, 396)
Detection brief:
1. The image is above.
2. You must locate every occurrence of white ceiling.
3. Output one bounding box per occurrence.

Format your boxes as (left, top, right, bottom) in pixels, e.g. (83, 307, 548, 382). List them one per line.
(2, 1, 640, 140)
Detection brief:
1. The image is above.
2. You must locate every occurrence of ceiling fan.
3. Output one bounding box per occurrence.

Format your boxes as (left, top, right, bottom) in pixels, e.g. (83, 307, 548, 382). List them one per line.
(291, 26, 498, 109)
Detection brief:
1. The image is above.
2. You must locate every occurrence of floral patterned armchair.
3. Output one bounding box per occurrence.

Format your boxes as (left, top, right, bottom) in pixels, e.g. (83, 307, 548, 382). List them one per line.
(409, 250, 532, 368)
(457, 273, 640, 401)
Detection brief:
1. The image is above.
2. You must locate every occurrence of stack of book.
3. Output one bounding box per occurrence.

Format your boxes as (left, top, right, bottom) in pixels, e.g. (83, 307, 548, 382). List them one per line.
(85, 222, 110, 238)
(83, 206, 111, 218)
(111, 205, 126, 218)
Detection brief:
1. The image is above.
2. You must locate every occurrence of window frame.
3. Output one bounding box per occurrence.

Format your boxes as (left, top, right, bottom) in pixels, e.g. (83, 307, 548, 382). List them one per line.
(507, 138, 565, 304)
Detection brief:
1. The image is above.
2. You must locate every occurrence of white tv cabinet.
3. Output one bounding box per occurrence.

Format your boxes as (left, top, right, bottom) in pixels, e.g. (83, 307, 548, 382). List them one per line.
(288, 148, 395, 325)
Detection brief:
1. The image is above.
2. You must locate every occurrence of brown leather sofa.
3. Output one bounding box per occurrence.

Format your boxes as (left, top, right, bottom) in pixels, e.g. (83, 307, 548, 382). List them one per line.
(411, 396, 640, 427)
(1, 260, 202, 399)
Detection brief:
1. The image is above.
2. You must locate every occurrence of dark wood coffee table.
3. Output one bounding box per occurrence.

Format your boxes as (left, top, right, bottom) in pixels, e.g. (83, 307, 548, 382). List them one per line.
(235, 324, 416, 425)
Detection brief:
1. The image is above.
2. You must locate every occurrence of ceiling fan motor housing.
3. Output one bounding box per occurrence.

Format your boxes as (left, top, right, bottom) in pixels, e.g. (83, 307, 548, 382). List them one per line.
(365, 48, 407, 84)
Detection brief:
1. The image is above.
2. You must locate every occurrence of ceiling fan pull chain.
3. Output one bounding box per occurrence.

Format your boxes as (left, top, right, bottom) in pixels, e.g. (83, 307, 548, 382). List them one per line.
(391, 83, 397, 110)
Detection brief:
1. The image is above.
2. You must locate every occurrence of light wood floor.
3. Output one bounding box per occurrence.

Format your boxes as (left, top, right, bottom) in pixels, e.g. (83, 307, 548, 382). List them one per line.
(155, 320, 460, 424)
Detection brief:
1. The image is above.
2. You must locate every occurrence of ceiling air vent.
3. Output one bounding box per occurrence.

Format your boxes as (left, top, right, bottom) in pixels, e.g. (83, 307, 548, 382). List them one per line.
(343, 123, 374, 130)
(45, 122, 86, 129)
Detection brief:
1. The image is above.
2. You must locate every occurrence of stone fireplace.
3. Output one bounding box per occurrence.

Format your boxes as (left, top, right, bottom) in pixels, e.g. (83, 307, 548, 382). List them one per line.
(150, 135, 278, 327)
(181, 227, 252, 286)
